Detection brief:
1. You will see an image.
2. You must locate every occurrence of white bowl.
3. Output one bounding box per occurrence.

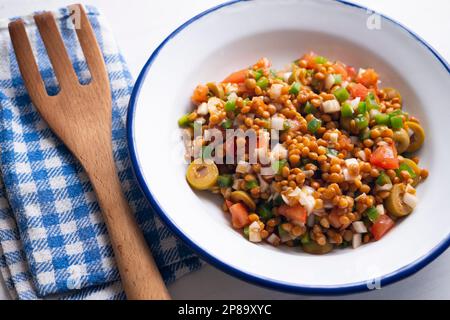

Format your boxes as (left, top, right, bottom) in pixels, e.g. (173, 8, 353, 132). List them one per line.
(127, 0, 450, 293)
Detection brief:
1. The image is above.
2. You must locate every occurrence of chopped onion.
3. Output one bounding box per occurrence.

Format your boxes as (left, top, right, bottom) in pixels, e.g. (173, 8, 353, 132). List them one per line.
(249, 221, 262, 243)
(281, 194, 291, 205)
(322, 99, 341, 113)
(342, 168, 360, 182)
(299, 192, 315, 214)
(302, 186, 315, 195)
(288, 187, 302, 198)
(236, 161, 251, 174)
(325, 74, 335, 90)
(377, 183, 393, 191)
(349, 97, 361, 110)
(408, 128, 414, 137)
(370, 109, 380, 119)
(283, 72, 292, 82)
(224, 83, 238, 94)
(358, 68, 366, 77)
(271, 143, 288, 160)
(207, 97, 221, 114)
(196, 117, 206, 124)
(355, 193, 367, 201)
(232, 178, 242, 190)
(271, 116, 285, 130)
(341, 81, 349, 88)
(376, 204, 385, 215)
(352, 221, 367, 233)
(266, 233, 280, 245)
(405, 184, 416, 195)
(197, 102, 208, 115)
(269, 84, 283, 99)
(352, 233, 362, 249)
(228, 92, 238, 102)
(403, 192, 418, 209)
(329, 132, 339, 143)
(357, 150, 367, 161)
(345, 158, 358, 168)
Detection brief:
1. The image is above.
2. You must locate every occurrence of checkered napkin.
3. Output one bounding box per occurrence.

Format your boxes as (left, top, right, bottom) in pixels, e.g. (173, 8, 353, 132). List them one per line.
(0, 6, 202, 299)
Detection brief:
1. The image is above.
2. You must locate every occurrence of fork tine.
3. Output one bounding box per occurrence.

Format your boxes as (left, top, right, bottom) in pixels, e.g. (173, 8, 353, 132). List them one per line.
(8, 19, 49, 104)
(34, 12, 79, 88)
(69, 4, 109, 85)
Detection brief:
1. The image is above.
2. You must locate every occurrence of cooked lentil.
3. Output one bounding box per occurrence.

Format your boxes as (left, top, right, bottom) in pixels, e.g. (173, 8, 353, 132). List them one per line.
(180, 53, 428, 254)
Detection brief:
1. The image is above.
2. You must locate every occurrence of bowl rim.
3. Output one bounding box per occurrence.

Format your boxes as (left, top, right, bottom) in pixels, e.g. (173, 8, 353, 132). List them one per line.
(126, 0, 450, 294)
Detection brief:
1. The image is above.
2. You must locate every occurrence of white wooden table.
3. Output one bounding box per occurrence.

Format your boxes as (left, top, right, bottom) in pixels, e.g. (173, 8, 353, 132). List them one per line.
(0, 0, 449, 300)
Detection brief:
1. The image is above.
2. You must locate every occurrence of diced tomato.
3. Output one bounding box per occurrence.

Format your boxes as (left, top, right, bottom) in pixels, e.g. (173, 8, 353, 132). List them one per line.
(253, 57, 271, 69)
(222, 69, 248, 84)
(302, 51, 318, 69)
(229, 203, 250, 229)
(346, 66, 357, 80)
(225, 200, 234, 209)
(277, 205, 307, 224)
(371, 214, 395, 240)
(357, 68, 379, 87)
(370, 144, 399, 169)
(332, 62, 348, 79)
(191, 84, 209, 104)
(348, 83, 369, 99)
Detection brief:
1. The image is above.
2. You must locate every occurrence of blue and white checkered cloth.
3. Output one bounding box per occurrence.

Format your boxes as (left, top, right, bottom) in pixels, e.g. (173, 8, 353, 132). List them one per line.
(0, 5, 202, 300)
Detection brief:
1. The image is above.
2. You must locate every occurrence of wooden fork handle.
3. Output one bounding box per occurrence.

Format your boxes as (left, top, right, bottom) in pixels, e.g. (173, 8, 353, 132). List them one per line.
(88, 163, 171, 300)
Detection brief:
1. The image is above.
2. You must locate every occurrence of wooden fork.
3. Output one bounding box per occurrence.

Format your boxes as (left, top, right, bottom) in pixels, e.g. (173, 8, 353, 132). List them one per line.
(8, 4, 170, 300)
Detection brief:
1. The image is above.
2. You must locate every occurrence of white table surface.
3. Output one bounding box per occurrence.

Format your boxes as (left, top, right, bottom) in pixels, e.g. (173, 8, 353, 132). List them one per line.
(0, 0, 449, 300)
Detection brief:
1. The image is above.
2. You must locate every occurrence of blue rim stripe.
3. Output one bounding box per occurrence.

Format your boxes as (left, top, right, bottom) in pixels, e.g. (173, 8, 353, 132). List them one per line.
(127, 0, 450, 295)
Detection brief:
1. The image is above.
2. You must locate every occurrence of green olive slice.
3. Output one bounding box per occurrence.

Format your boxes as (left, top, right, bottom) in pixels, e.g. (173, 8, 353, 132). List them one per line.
(400, 158, 421, 186)
(392, 128, 410, 154)
(383, 87, 402, 104)
(206, 82, 225, 100)
(385, 183, 413, 217)
(186, 160, 219, 190)
(302, 241, 334, 255)
(230, 191, 256, 211)
(405, 121, 425, 153)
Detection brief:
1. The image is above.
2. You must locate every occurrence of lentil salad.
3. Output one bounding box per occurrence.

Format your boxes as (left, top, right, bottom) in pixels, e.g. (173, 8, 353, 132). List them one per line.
(178, 52, 428, 254)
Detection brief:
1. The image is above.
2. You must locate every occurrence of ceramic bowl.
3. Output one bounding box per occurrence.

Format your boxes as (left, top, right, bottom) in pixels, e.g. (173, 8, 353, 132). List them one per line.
(127, 0, 450, 293)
